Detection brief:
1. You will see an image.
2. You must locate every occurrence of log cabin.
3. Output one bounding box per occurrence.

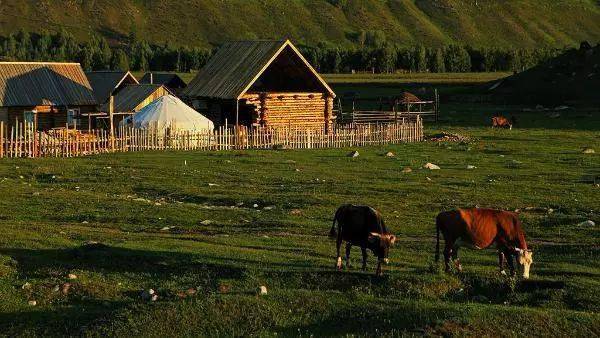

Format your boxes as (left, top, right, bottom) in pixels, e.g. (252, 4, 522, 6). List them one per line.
(0, 62, 98, 130)
(86, 70, 139, 105)
(181, 40, 336, 130)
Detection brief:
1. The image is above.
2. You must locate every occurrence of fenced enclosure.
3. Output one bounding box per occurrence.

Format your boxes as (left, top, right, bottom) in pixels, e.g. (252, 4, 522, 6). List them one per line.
(0, 117, 423, 158)
(337, 89, 440, 123)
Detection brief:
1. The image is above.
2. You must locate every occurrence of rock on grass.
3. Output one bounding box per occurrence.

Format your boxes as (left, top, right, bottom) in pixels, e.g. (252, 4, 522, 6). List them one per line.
(424, 163, 441, 170)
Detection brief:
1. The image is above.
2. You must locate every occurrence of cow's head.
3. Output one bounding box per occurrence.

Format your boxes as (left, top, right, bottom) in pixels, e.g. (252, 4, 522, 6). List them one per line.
(368, 232, 396, 263)
(515, 248, 533, 279)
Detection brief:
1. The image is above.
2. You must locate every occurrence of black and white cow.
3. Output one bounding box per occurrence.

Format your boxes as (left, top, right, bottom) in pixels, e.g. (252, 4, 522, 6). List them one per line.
(329, 204, 396, 276)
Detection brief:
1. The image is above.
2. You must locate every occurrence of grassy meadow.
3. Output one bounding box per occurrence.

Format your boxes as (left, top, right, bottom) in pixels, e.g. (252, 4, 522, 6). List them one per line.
(0, 88, 599, 335)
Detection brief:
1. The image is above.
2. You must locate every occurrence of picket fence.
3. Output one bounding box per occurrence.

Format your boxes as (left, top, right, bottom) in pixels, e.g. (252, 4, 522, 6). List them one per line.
(0, 117, 423, 158)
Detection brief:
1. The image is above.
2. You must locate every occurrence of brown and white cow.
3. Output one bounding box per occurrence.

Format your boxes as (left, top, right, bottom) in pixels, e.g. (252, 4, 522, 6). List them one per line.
(492, 116, 515, 130)
(435, 208, 533, 278)
(329, 204, 396, 276)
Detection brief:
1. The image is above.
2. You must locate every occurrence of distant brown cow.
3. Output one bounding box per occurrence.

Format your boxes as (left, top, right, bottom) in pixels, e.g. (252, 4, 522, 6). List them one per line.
(492, 116, 515, 129)
(435, 208, 533, 278)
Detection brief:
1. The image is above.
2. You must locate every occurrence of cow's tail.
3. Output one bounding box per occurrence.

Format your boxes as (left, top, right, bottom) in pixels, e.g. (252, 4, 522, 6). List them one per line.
(435, 215, 441, 263)
(329, 209, 339, 239)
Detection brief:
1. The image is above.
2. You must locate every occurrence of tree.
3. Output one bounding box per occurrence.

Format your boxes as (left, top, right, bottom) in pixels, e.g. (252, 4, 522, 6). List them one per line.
(414, 45, 427, 72)
(110, 49, 129, 71)
(431, 48, 445, 73)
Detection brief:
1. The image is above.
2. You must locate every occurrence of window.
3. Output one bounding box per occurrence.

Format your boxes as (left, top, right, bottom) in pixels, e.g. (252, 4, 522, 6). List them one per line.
(67, 108, 80, 128)
(23, 110, 36, 124)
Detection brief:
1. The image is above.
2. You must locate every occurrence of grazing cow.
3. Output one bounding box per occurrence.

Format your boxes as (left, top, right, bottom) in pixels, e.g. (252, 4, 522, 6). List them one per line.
(492, 115, 515, 130)
(329, 204, 396, 276)
(435, 208, 533, 279)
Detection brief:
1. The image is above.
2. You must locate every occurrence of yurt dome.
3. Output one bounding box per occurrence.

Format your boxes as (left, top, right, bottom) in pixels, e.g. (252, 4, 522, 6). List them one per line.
(122, 94, 214, 131)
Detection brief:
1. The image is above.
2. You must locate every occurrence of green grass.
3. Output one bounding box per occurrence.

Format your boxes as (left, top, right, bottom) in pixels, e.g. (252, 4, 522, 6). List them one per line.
(324, 72, 511, 84)
(1, 0, 599, 48)
(0, 101, 598, 336)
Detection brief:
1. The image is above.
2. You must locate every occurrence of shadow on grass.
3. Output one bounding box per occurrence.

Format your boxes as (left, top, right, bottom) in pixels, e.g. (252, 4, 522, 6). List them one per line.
(0, 244, 246, 283)
(0, 300, 131, 336)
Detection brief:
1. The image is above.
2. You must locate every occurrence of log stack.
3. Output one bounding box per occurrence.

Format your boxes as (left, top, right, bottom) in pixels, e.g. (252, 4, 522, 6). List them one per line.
(242, 92, 334, 130)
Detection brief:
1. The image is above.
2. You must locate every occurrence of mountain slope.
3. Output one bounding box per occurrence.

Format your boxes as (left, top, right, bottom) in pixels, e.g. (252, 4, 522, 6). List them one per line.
(0, 0, 599, 48)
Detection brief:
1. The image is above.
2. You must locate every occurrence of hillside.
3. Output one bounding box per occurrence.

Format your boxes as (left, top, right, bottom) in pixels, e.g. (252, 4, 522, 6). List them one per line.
(0, 0, 599, 48)
(490, 43, 600, 104)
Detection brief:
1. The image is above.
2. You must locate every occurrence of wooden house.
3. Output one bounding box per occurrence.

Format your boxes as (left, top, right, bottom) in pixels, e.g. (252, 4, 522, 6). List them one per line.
(0, 62, 98, 130)
(86, 71, 139, 106)
(181, 40, 336, 130)
(140, 72, 187, 94)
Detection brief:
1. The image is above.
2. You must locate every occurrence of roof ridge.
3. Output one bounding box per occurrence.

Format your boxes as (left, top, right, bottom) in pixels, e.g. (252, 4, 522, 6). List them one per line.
(0, 62, 82, 65)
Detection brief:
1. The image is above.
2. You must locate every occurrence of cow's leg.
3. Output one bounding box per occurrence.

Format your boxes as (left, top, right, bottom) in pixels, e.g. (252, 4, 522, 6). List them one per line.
(504, 248, 516, 276)
(361, 246, 368, 270)
(335, 236, 343, 270)
(345, 243, 352, 269)
(452, 245, 463, 273)
(375, 258, 383, 276)
(443, 244, 453, 273)
(498, 250, 507, 275)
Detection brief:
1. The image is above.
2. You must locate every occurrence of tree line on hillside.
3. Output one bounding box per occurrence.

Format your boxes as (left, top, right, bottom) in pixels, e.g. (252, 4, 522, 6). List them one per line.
(0, 29, 564, 74)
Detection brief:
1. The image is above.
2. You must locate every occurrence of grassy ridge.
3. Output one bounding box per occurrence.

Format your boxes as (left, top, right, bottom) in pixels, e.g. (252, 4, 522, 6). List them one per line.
(0, 104, 598, 336)
(0, 0, 599, 48)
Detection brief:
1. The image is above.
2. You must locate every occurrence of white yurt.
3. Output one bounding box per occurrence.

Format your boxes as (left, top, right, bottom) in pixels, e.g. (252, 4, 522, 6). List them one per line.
(121, 94, 214, 131)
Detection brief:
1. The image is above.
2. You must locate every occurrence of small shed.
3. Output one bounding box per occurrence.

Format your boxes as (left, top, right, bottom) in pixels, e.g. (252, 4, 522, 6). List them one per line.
(181, 40, 336, 130)
(86, 71, 138, 105)
(0, 62, 98, 130)
(106, 84, 171, 113)
(140, 72, 187, 94)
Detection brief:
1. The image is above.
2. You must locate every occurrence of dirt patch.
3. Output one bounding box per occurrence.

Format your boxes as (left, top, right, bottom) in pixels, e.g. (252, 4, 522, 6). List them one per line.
(427, 132, 470, 143)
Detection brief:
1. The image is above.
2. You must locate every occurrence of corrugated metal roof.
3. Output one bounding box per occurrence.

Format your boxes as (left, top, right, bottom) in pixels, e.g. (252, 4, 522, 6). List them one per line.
(86, 71, 139, 103)
(182, 40, 335, 100)
(140, 73, 187, 89)
(0, 62, 97, 107)
(108, 84, 166, 112)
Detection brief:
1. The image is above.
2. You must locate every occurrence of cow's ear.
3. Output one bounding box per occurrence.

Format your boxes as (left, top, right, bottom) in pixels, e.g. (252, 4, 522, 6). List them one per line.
(368, 232, 381, 243)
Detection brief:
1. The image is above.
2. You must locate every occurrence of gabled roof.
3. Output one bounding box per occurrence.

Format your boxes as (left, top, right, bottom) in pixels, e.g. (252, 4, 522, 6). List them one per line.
(140, 72, 187, 89)
(182, 40, 335, 100)
(0, 62, 96, 107)
(86, 71, 139, 104)
(107, 84, 170, 112)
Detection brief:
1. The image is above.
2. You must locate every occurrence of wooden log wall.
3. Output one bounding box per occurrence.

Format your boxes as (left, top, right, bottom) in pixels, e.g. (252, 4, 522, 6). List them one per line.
(242, 92, 335, 129)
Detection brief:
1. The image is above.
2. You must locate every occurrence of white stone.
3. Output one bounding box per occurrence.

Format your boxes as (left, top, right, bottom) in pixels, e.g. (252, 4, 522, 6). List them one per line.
(423, 163, 440, 170)
(67, 273, 78, 280)
(259, 286, 268, 295)
(28, 300, 37, 306)
(467, 165, 477, 169)
(578, 220, 595, 227)
(582, 148, 595, 154)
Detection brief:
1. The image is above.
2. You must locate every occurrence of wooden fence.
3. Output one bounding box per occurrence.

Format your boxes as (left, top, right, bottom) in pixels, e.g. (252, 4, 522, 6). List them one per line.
(0, 117, 423, 158)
